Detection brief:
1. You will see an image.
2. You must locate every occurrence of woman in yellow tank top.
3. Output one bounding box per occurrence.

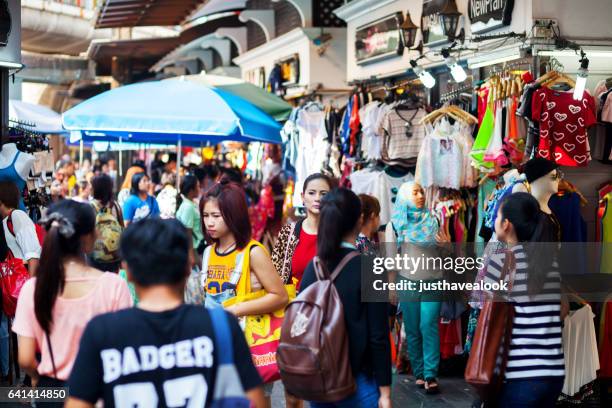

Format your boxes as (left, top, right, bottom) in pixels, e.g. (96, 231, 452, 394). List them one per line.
(200, 178, 288, 320)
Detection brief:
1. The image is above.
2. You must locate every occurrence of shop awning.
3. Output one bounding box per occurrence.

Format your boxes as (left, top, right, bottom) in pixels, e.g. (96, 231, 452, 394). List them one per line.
(185, 0, 246, 23)
(166, 74, 292, 121)
(9, 100, 66, 134)
(95, 0, 206, 29)
(62, 80, 282, 145)
(88, 37, 182, 77)
(91, 13, 243, 77)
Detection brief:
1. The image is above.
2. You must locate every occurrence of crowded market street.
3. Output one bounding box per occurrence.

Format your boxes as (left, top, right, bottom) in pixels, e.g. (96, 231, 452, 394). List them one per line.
(0, 1, 611, 407)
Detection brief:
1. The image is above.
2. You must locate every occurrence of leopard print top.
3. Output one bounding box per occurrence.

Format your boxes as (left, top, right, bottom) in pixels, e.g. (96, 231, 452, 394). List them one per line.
(271, 220, 302, 284)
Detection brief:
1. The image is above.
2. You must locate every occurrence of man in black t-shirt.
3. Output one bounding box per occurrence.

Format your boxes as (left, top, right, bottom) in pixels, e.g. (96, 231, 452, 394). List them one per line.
(66, 219, 264, 408)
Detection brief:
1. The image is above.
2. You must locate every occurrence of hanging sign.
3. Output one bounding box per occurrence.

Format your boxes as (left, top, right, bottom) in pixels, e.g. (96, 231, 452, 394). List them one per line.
(469, 0, 514, 33)
(0, 0, 19, 66)
(421, 0, 449, 46)
(355, 12, 404, 65)
(0, 0, 10, 46)
(279, 54, 300, 86)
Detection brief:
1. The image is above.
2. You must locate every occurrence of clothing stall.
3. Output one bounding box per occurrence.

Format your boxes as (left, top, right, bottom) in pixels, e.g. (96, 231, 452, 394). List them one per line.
(331, 0, 612, 403)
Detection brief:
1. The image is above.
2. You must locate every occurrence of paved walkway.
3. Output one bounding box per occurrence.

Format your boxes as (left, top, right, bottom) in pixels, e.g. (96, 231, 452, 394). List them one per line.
(271, 374, 477, 407)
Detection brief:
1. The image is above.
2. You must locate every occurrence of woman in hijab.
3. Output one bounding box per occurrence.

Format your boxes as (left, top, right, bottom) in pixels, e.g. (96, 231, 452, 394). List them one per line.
(117, 166, 145, 207)
(384, 181, 449, 394)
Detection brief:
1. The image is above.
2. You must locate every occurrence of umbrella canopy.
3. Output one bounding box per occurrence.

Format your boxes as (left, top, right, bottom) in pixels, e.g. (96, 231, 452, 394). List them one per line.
(62, 80, 282, 144)
(9, 100, 66, 134)
(167, 74, 292, 121)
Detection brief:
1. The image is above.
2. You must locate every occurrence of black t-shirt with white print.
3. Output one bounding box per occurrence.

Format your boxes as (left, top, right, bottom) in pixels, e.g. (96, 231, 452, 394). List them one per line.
(68, 304, 261, 407)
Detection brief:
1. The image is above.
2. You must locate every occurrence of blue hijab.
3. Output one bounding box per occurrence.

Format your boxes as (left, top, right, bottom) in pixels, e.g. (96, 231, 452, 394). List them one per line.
(391, 181, 438, 244)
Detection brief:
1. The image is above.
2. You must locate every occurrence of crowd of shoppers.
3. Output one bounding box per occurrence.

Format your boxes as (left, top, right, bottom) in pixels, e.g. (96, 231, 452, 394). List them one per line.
(0, 149, 570, 408)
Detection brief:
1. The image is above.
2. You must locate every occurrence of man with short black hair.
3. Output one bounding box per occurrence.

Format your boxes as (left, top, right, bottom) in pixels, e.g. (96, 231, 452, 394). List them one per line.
(66, 219, 264, 408)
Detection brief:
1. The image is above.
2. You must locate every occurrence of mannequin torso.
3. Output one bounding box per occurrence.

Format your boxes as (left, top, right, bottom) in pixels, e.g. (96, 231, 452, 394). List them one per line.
(0, 143, 35, 182)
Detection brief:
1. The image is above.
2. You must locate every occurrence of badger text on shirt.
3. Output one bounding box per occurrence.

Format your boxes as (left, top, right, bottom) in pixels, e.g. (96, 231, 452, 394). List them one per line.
(101, 336, 214, 383)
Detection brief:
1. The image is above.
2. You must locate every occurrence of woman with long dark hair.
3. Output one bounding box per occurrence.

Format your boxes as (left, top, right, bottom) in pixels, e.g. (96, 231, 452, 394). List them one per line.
(122, 173, 160, 226)
(271, 173, 332, 290)
(484, 192, 564, 407)
(300, 188, 392, 408)
(12, 200, 132, 391)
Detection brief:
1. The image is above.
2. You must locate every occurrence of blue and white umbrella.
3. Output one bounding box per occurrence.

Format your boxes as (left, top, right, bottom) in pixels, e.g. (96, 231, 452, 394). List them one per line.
(62, 80, 282, 145)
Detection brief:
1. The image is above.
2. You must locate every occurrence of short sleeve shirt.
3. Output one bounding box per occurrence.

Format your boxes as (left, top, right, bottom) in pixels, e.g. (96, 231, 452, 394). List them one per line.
(176, 197, 203, 249)
(2, 209, 41, 260)
(68, 305, 261, 407)
(532, 87, 596, 166)
(12, 273, 133, 380)
(122, 195, 160, 223)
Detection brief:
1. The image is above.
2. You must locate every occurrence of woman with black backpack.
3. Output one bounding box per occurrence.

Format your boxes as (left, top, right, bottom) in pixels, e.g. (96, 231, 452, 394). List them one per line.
(299, 188, 392, 408)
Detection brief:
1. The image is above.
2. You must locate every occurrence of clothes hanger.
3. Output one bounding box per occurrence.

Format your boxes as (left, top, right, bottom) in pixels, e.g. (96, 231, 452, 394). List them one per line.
(545, 71, 576, 89)
(447, 105, 478, 125)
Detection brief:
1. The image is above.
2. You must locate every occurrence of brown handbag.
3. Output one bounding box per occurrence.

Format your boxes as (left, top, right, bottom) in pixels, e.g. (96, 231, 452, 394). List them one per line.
(465, 250, 515, 401)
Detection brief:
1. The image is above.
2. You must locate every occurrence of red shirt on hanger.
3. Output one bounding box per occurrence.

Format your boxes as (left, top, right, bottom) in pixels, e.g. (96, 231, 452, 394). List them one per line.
(532, 87, 596, 166)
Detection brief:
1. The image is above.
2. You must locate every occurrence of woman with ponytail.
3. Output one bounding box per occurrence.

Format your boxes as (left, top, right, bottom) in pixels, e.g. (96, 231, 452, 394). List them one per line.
(300, 188, 392, 408)
(483, 192, 564, 407)
(12, 200, 132, 391)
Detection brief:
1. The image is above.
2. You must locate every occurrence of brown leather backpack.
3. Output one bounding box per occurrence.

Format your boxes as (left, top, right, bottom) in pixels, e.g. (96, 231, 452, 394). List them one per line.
(277, 252, 359, 402)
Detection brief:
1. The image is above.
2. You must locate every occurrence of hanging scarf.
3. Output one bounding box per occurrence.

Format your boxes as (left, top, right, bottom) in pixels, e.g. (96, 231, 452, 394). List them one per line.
(390, 181, 438, 244)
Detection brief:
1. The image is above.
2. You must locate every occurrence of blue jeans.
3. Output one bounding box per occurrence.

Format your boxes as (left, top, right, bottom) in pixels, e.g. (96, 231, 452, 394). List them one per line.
(309, 374, 380, 408)
(0, 313, 8, 376)
(498, 378, 564, 408)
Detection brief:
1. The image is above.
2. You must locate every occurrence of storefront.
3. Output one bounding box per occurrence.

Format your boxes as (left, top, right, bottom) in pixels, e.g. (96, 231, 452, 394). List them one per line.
(233, 26, 348, 99)
(322, 3, 612, 403)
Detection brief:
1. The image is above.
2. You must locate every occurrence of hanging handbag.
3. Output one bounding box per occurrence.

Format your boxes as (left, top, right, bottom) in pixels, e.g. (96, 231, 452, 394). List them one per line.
(0, 251, 29, 318)
(465, 250, 515, 401)
(222, 241, 296, 383)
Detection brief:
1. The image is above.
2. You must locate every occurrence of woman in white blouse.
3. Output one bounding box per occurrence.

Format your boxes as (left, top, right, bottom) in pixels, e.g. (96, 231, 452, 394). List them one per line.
(0, 181, 41, 275)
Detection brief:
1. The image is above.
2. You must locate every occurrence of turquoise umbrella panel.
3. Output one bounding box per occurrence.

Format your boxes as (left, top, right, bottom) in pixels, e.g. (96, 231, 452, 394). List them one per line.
(62, 80, 282, 144)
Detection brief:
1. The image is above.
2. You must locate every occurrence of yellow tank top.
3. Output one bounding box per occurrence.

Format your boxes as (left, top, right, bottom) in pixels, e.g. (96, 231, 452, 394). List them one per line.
(204, 239, 265, 294)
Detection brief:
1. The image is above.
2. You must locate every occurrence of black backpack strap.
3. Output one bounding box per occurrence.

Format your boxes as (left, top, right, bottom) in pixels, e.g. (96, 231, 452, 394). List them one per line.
(45, 331, 58, 379)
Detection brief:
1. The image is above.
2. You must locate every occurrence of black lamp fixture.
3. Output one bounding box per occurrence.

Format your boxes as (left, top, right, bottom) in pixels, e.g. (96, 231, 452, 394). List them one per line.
(400, 11, 423, 54)
(440, 0, 465, 43)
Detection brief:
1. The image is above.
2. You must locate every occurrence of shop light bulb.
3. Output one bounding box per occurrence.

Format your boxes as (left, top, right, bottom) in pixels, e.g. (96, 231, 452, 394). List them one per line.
(446, 56, 467, 82)
(573, 57, 589, 100)
(411, 60, 436, 89)
(573, 71, 587, 100)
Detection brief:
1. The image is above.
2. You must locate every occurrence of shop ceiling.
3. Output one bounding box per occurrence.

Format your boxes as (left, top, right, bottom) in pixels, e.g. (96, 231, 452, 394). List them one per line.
(95, 0, 207, 28)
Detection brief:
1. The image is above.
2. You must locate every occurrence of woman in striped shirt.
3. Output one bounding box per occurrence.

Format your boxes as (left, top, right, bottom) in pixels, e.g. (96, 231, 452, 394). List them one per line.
(485, 192, 564, 408)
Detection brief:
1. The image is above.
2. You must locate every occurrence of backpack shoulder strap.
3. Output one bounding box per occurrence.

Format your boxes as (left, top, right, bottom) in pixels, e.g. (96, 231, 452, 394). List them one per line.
(208, 307, 233, 365)
(312, 256, 328, 281)
(6, 210, 15, 237)
(200, 245, 213, 288)
(329, 251, 360, 282)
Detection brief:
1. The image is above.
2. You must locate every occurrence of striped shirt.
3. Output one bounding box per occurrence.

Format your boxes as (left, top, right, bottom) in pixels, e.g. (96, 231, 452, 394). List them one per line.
(484, 245, 565, 380)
